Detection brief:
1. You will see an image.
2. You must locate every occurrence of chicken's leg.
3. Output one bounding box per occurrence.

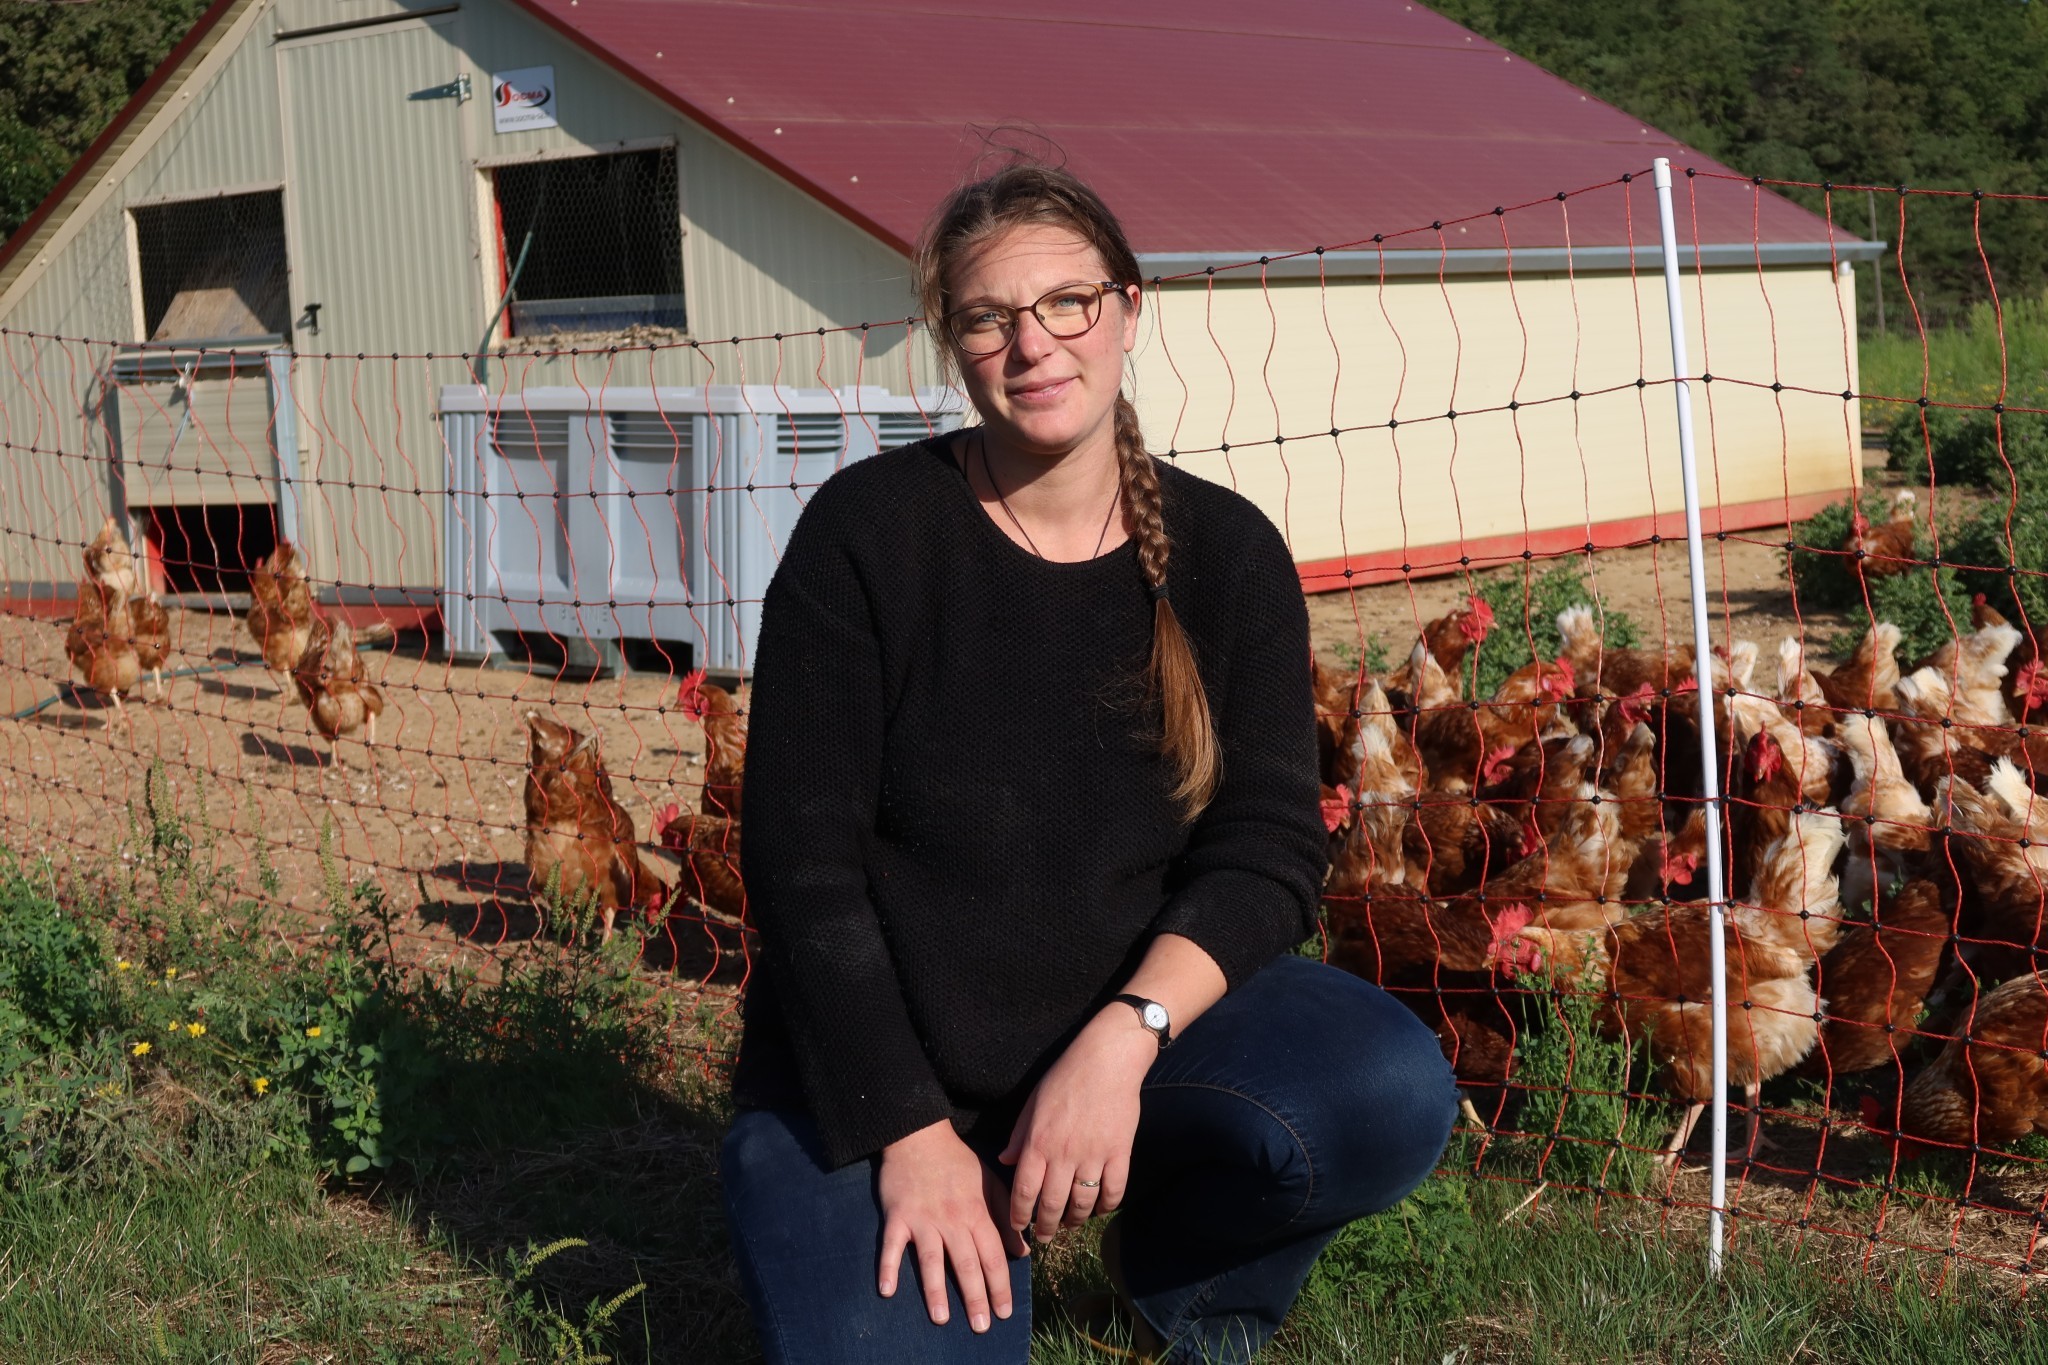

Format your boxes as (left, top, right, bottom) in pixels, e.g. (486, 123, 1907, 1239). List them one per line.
(1657, 1101, 1707, 1170)
(1742, 1081, 1778, 1158)
(1459, 1097, 1489, 1131)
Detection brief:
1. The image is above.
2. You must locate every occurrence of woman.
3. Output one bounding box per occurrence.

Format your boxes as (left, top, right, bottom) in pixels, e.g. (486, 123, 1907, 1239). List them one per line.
(721, 162, 1456, 1364)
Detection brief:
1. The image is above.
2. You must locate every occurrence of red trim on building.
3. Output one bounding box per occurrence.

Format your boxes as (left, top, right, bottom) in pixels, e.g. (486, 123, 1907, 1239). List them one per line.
(1295, 488, 1850, 592)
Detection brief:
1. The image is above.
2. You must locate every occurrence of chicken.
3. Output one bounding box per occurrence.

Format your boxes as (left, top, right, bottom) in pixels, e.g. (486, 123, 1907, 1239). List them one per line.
(1844, 489, 1918, 578)
(1399, 780, 1523, 897)
(1727, 685, 1846, 809)
(1528, 896, 1821, 1166)
(1522, 808, 1844, 1162)
(1328, 679, 1422, 886)
(1555, 604, 1698, 699)
(1775, 637, 1834, 738)
(1310, 652, 1364, 791)
(1974, 594, 2047, 724)
(83, 514, 144, 598)
(246, 540, 315, 678)
(1804, 878, 1951, 1079)
(653, 802, 746, 922)
(291, 618, 386, 767)
(1324, 873, 1542, 1126)
(64, 579, 144, 730)
(1743, 808, 1850, 958)
(524, 712, 667, 943)
(1816, 622, 1903, 719)
(1891, 667, 1999, 796)
(1385, 595, 1495, 705)
(78, 517, 172, 703)
(1834, 711, 1934, 914)
(678, 670, 747, 821)
(1917, 619, 2022, 733)
(1933, 761, 2048, 982)
(1868, 972, 2048, 1155)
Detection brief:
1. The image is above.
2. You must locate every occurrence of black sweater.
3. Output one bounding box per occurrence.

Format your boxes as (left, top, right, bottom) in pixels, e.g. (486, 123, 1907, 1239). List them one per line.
(732, 438, 1326, 1169)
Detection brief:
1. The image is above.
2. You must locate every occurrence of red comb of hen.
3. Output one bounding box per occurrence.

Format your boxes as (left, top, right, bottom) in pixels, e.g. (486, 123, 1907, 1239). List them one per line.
(1659, 843, 1700, 886)
(2018, 659, 2048, 712)
(654, 802, 682, 836)
(1493, 903, 1536, 938)
(1747, 729, 1785, 784)
(677, 669, 709, 716)
(1617, 681, 1655, 729)
(1458, 595, 1495, 642)
(1480, 744, 1520, 787)
(1543, 657, 1576, 697)
(1320, 785, 1352, 834)
(1973, 592, 1988, 607)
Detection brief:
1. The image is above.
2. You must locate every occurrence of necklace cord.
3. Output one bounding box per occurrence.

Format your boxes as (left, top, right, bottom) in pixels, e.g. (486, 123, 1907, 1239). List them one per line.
(979, 432, 1120, 562)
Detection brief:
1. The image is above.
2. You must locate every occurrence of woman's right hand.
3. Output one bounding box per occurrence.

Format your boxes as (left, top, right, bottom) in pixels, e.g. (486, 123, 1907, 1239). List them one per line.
(877, 1119, 1026, 1333)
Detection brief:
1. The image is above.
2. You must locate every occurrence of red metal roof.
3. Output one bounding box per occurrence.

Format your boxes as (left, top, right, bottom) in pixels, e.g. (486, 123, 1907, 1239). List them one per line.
(506, 0, 1857, 259)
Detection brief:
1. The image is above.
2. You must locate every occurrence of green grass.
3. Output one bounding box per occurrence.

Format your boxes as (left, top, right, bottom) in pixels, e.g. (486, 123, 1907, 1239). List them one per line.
(10, 767, 2048, 1362)
(1860, 291, 2048, 412)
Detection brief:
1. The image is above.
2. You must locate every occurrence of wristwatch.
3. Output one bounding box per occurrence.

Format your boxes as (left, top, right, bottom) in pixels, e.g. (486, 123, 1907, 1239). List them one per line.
(1112, 994, 1174, 1050)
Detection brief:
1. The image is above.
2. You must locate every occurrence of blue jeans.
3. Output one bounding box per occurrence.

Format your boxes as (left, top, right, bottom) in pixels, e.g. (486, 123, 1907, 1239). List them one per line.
(720, 955, 1457, 1363)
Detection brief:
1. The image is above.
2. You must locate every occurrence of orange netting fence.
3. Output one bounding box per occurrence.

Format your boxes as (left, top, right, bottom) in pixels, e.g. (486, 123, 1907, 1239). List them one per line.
(3, 161, 2045, 1286)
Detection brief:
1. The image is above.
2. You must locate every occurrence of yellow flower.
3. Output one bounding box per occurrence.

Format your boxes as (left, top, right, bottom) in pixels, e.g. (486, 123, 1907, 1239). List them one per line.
(252, 1077, 270, 1096)
(115, 959, 132, 971)
(130, 1041, 151, 1056)
(164, 966, 177, 979)
(167, 1020, 182, 1033)
(305, 1026, 322, 1038)
(186, 1022, 206, 1038)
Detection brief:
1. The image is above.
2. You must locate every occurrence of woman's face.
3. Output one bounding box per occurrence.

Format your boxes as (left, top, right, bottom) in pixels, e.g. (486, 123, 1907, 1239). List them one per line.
(945, 223, 1140, 458)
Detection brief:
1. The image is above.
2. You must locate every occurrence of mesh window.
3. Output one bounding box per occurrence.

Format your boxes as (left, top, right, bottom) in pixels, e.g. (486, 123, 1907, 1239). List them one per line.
(132, 191, 290, 343)
(493, 148, 685, 337)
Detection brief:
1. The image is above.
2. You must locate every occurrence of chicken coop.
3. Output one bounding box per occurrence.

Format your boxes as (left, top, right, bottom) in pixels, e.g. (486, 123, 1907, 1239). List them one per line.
(439, 384, 961, 675)
(0, 0, 1881, 632)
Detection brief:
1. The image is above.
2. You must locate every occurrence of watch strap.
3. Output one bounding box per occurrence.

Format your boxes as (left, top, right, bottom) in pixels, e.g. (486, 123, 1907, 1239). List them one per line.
(1112, 993, 1174, 1049)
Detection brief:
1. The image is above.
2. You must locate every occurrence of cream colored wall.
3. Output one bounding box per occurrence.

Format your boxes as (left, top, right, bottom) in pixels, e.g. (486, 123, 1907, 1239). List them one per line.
(1128, 264, 1862, 572)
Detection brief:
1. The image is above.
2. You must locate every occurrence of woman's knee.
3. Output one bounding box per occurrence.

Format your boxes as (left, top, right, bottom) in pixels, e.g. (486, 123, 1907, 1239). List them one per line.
(1248, 960, 1458, 1215)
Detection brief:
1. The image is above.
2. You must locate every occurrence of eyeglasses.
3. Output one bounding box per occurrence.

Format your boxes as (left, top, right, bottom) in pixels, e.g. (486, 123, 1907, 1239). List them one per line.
(943, 280, 1128, 356)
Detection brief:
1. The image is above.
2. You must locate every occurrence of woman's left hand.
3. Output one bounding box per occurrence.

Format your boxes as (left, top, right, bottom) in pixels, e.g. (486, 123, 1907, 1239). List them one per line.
(998, 1007, 1157, 1240)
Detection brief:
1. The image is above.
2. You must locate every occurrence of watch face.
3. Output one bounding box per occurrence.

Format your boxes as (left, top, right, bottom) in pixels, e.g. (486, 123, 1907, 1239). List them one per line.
(1141, 1002, 1169, 1032)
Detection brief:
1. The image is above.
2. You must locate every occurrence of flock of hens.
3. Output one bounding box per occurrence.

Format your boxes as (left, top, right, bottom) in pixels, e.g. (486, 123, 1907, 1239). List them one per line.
(57, 495, 2048, 1170)
(1314, 554, 2048, 1170)
(60, 516, 748, 948)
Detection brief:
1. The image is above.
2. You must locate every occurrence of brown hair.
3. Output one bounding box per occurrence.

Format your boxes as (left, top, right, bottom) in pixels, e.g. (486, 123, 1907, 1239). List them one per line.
(915, 162, 1219, 817)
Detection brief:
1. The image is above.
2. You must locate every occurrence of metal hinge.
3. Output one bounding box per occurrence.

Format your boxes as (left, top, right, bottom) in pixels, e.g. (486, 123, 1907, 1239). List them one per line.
(410, 73, 472, 103)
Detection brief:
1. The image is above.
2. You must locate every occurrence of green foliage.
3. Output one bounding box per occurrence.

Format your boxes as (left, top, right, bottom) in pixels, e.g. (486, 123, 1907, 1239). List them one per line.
(1884, 402, 2048, 489)
(0, 0, 212, 241)
(1469, 563, 1642, 699)
(1300, 1169, 1480, 1323)
(1861, 291, 2048, 409)
(1837, 562, 1973, 665)
(1499, 967, 1659, 1198)
(1429, 0, 2048, 330)
(1948, 470, 2048, 638)
(1787, 493, 1882, 611)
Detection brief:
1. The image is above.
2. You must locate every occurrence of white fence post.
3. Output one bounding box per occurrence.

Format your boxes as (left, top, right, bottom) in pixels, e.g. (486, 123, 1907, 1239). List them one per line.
(1650, 157, 1731, 1276)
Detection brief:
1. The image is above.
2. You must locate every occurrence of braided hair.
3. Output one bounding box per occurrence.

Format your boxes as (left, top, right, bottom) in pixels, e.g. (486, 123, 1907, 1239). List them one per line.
(915, 163, 1219, 817)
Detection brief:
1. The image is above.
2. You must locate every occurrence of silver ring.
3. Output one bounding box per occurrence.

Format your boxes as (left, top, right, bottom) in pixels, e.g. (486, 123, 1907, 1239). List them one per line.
(1075, 1177, 1101, 1188)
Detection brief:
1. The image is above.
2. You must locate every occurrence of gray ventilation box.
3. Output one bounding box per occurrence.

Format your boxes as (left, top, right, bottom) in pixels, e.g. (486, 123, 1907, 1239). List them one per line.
(440, 385, 963, 676)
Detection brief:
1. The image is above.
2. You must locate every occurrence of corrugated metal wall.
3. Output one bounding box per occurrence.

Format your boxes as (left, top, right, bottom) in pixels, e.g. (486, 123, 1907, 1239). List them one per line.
(1135, 265, 1862, 573)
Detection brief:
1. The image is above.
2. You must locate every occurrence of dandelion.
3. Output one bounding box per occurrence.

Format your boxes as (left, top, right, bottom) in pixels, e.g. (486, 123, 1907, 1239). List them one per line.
(168, 1020, 182, 1033)
(305, 1026, 322, 1038)
(186, 1022, 206, 1038)
(164, 966, 177, 979)
(252, 1077, 270, 1096)
(130, 1041, 151, 1056)
(115, 959, 132, 971)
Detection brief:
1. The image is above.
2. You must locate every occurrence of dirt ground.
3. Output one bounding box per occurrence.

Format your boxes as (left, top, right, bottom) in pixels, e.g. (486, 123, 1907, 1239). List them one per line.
(4, 463, 2038, 1279)
(1304, 524, 1862, 671)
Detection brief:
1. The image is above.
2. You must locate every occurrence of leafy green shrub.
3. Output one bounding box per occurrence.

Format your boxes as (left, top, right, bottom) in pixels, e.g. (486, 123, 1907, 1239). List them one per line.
(1885, 405, 2048, 489)
(1301, 1168, 1479, 1322)
(1468, 564, 1642, 699)
(1948, 474, 2048, 640)
(1498, 966, 1658, 1198)
(1829, 564, 1974, 667)
(1787, 492, 1896, 611)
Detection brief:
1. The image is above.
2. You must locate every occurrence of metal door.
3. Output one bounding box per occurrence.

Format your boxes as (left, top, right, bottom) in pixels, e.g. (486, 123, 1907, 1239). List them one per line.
(277, 14, 475, 587)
